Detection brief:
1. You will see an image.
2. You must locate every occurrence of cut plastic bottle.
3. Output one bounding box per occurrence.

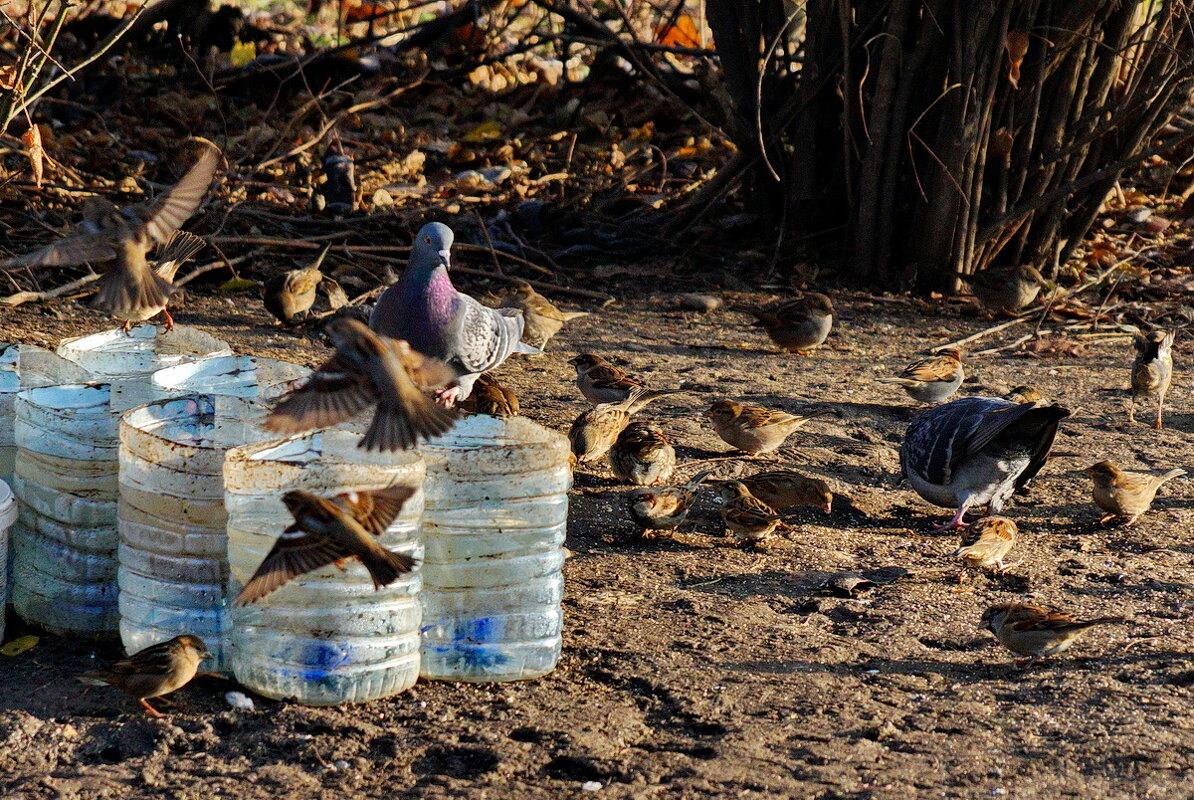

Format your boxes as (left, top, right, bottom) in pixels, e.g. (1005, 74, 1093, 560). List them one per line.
(0, 479, 16, 641)
(151, 355, 311, 403)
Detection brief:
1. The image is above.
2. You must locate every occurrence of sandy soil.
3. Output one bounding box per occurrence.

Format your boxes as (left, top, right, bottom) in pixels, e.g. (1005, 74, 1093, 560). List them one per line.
(1, 286, 1192, 799)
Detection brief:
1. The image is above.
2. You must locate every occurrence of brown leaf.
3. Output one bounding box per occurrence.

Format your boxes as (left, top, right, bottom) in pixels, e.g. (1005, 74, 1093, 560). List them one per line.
(1005, 31, 1029, 89)
(21, 125, 43, 188)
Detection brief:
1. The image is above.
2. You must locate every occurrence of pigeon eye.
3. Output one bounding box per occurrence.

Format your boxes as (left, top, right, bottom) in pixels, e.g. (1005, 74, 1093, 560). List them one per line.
(423, 236, 431, 244)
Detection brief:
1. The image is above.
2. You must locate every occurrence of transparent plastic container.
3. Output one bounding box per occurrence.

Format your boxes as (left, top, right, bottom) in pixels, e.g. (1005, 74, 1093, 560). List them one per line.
(11, 383, 121, 637)
(118, 395, 274, 672)
(0, 479, 16, 641)
(224, 430, 425, 704)
(0, 344, 92, 485)
(57, 324, 232, 412)
(151, 355, 311, 403)
(418, 415, 571, 682)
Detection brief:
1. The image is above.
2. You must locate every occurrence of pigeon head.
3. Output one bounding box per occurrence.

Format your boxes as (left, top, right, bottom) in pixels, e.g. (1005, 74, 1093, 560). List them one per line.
(411, 222, 454, 271)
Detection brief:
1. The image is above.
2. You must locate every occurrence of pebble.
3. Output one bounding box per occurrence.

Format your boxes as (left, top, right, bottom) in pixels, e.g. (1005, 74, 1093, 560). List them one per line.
(225, 691, 255, 711)
(581, 781, 603, 792)
(676, 293, 722, 313)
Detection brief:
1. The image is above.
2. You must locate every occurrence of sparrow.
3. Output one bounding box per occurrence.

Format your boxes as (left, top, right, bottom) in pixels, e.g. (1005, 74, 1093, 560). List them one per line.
(979, 602, 1125, 665)
(1004, 385, 1047, 404)
(704, 399, 831, 454)
(748, 293, 834, 354)
(739, 470, 832, 512)
(265, 317, 459, 451)
(876, 349, 965, 404)
(457, 373, 520, 417)
(609, 420, 676, 486)
(957, 264, 1044, 315)
(568, 387, 677, 464)
(900, 396, 1070, 530)
(2, 142, 220, 332)
(627, 471, 711, 538)
(1084, 460, 1185, 525)
(568, 353, 648, 404)
(1129, 329, 1174, 430)
(498, 279, 588, 349)
(951, 516, 1018, 571)
(79, 634, 212, 718)
(263, 246, 332, 325)
(718, 481, 785, 543)
(235, 484, 418, 605)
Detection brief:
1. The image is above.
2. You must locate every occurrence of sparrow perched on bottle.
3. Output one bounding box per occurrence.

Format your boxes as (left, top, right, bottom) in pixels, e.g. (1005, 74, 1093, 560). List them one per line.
(1129, 329, 1174, 430)
(704, 399, 831, 454)
(951, 516, 1018, 571)
(1004, 385, 1047, 404)
(263, 246, 332, 325)
(609, 420, 676, 486)
(748, 293, 834, 354)
(901, 396, 1070, 530)
(265, 317, 459, 451)
(235, 484, 418, 605)
(568, 353, 649, 404)
(79, 634, 212, 718)
(498, 279, 588, 349)
(2, 142, 220, 332)
(627, 471, 711, 538)
(957, 264, 1044, 315)
(739, 470, 832, 513)
(876, 349, 965, 404)
(569, 387, 677, 464)
(979, 602, 1125, 666)
(457, 373, 519, 417)
(718, 481, 786, 544)
(1084, 460, 1185, 525)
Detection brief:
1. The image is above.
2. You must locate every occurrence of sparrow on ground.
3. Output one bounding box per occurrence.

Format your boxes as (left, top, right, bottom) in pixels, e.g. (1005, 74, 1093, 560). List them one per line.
(2, 142, 220, 332)
(263, 246, 332, 325)
(609, 420, 676, 486)
(265, 317, 459, 451)
(951, 516, 1018, 571)
(79, 634, 211, 718)
(957, 264, 1044, 315)
(718, 481, 785, 544)
(979, 602, 1125, 666)
(739, 470, 832, 512)
(748, 293, 834, 354)
(876, 349, 965, 404)
(235, 484, 417, 604)
(569, 387, 677, 464)
(1084, 460, 1185, 525)
(498, 279, 588, 349)
(1129, 330, 1174, 430)
(369, 222, 539, 405)
(704, 399, 831, 454)
(1004, 385, 1047, 404)
(457, 373, 520, 417)
(900, 396, 1070, 530)
(627, 471, 711, 538)
(569, 353, 648, 404)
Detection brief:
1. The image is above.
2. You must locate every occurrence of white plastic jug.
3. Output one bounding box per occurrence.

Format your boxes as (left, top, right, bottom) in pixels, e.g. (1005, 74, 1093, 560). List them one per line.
(0, 479, 17, 641)
(224, 430, 425, 704)
(418, 415, 571, 682)
(118, 394, 274, 671)
(11, 383, 121, 636)
(151, 355, 311, 402)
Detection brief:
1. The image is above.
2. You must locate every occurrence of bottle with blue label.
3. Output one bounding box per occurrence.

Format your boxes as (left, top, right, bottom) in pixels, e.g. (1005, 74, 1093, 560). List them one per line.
(418, 414, 571, 682)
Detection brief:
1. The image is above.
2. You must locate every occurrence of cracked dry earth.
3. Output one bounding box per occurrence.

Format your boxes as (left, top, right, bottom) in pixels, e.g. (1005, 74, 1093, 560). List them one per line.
(1, 288, 1193, 800)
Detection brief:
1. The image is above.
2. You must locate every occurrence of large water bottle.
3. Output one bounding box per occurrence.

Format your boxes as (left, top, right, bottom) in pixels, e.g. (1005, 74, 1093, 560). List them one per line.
(224, 430, 425, 704)
(0, 479, 16, 641)
(0, 344, 92, 485)
(418, 414, 571, 682)
(118, 395, 273, 672)
(57, 324, 231, 412)
(11, 383, 121, 636)
(151, 355, 310, 403)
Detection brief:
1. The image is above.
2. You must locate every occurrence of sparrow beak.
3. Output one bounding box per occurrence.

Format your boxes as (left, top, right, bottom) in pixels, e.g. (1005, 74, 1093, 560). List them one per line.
(438, 250, 451, 269)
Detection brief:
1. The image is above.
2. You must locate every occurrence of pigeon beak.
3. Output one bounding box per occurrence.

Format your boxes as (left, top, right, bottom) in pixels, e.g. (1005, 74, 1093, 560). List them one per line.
(438, 250, 451, 269)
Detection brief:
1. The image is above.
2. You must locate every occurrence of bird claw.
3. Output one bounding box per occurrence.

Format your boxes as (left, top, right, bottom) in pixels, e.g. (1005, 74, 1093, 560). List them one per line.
(436, 386, 462, 408)
(139, 698, 166, 718)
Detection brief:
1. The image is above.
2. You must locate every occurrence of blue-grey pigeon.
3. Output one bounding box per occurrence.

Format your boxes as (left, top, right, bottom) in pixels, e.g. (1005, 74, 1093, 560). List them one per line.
(369, 222, 537, 405)
(900, 396, 1070, 530)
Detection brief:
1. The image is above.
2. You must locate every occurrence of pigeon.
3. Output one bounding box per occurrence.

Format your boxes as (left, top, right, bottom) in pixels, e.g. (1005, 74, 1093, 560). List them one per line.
(3, 142, 220, 331)
(369, 222, 539, 405)
(79, 635, 211, 718)
(979, 603, 1126, 666)
(1129, 329, 1174, 429)
(748, 293, 834, 354)
(235, 485, 417, 605)
(900, 396, 1070, 530)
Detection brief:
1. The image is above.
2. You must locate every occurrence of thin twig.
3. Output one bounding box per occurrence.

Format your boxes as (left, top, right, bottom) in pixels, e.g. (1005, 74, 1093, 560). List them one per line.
(0, 271, 99, 307)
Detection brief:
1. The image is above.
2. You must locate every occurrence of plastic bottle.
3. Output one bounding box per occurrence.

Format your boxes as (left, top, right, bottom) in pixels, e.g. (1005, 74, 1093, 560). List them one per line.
(118, 394, 273, 671)
(151, 355, 311, 403)
(10, 383, 121, 636)
(0, 479, 17, 642)
(57, 324, 231, 412)
(418, 414, 571, 682)
(224, 430, 425, 704)
(0, 344, 92, 485)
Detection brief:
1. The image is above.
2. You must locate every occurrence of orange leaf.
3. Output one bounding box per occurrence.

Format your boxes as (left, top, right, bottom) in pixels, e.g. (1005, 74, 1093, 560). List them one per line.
(657, 14, 701, 49)
(1005, 30, 1029, 89)
(22, 125, 43, 188)
(345, 1, 385, 22)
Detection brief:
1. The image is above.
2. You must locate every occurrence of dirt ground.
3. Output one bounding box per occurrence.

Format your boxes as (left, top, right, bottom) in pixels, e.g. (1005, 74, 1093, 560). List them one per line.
(1, 286, 1192, 800)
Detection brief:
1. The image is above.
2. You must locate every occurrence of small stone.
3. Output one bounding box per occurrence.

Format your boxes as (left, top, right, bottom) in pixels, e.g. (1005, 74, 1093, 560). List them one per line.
(371, 188, 394, 207)
(581, 781, 603, 791)
(225, 691, 255, 711)
(676, 293, 722, 313)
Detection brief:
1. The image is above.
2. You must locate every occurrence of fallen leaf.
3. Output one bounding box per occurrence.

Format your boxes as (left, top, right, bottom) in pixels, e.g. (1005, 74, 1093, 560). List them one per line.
(657, 14, 701, 49)
(22, 125, 43, 188)
(1006, 30, 1029, 88)
(460, 120, 503, 142)
(0, 635, 38, 656)
(230, 40, 257, 67)
(218, 277, 258, 293)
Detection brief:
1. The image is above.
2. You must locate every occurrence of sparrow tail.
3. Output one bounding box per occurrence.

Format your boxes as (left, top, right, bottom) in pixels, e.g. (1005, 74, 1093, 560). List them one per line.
(360, 399, 459, 452)
(359, 547, 418, 590)
(155, 230, 206, 281)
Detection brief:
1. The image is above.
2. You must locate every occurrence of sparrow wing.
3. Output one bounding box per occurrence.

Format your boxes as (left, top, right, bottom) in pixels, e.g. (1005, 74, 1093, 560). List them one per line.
(2, 234, 117, 267)
(333, 484, 417, 537)
(264, 354, 374, 434)
(131, 144, 220, 245)
(234, 526, 345, 604)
